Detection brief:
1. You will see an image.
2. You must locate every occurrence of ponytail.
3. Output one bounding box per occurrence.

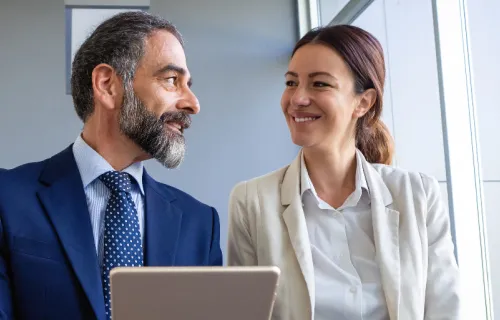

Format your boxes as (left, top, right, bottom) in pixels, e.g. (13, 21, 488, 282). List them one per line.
(356, 118, 394, 165)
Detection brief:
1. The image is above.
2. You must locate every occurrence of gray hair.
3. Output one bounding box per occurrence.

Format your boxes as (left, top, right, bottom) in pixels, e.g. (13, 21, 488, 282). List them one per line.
(70, 11, 182, 122)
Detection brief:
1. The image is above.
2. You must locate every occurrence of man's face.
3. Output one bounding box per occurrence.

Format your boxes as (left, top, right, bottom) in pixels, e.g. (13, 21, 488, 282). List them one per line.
(119, 30, 199, 168)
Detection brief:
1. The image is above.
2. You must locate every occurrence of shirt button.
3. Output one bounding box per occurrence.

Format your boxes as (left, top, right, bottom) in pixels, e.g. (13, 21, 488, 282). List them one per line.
(350, 286, 357, 293)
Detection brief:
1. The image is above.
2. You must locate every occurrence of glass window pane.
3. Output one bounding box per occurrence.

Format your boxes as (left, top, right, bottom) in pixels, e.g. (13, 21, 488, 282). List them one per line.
(467, 0, 500, 317)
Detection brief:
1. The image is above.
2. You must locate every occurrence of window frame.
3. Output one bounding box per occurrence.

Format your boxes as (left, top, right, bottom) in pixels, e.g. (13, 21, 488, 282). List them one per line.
(324, 0, 494, 318)
(65, 4, 149, 94)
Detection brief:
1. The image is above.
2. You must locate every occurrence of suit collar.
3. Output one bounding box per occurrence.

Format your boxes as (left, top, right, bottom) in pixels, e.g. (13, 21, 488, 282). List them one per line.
(356, 151, 401, 319)
(38, 145, 106, 320)
(357, 150, 393, 207)
(281, 152, 301, 206)
(279, 152, 315, 317)
(38, 145, 77, 185)
(143, 171, 182, 266)
(142, 170, 175, 202)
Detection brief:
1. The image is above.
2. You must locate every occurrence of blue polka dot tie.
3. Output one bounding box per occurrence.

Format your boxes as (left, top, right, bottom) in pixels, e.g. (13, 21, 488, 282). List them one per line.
(99, 171, 143, 320)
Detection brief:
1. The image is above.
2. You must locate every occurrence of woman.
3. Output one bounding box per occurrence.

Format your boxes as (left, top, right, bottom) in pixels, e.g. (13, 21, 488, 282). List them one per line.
(227, 25, 459, 320)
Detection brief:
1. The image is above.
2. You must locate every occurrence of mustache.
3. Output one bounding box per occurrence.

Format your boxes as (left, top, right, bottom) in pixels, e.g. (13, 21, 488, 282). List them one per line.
(160, 111, 192, 130)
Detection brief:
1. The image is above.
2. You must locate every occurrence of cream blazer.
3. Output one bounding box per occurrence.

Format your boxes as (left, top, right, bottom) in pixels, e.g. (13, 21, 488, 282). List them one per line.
(227, 151, 460, 320)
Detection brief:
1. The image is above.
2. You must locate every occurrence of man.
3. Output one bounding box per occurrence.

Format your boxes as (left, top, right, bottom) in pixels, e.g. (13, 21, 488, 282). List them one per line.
(0, 11, 222, 320)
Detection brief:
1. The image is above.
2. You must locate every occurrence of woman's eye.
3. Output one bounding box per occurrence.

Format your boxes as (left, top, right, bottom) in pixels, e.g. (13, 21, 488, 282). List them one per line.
(314, 81, 330, 87)
(285, 80, 296, 86)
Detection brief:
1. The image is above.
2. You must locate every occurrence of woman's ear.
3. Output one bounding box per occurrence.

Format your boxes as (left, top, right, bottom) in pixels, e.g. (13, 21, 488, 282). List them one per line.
(353, 88, 377, 119)
(91, 63, 123, 111)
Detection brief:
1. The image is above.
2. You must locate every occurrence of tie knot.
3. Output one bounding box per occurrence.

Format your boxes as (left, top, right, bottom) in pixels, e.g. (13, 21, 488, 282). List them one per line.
(99, 171, 132, 193)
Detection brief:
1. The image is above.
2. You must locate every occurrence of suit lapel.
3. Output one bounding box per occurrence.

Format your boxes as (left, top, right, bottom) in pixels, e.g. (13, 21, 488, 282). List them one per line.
(371, 203, 400, 319)
(37, 146, 105, 320)
(281, 152, 315, 316)
(360, 152, 401, 320)
(143, 172, 182, 266)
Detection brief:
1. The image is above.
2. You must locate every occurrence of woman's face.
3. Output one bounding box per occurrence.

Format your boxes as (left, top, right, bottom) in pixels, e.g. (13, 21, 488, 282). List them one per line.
(281, 43, 375, 151)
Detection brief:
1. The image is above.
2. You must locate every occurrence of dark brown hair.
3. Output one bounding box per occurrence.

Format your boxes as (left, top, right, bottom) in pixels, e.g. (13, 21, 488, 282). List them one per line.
(292, 25, 394, 165)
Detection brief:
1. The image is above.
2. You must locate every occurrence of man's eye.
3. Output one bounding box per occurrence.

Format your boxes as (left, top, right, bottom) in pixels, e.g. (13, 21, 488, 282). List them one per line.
(285, 80, 297, 86)
(164, 77, 176, 85)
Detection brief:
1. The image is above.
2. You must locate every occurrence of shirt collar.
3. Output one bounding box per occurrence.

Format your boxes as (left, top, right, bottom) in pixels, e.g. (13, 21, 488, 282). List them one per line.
(72, 134, 145, 194)
(300, 151, 315, 197)
(355, 149, 369, 194)
(300, 149, 369, 208)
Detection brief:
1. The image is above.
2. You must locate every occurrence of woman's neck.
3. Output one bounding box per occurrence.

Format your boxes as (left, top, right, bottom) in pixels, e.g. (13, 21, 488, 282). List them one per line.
(303, 144, 357, 208)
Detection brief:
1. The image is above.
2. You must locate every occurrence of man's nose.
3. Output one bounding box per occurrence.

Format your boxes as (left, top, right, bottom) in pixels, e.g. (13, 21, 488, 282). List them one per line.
(176, 87, 200, 114)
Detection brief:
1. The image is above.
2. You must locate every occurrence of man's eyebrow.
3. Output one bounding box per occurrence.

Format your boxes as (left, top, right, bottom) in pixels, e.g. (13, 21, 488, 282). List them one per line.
(154, 63, 186, 76)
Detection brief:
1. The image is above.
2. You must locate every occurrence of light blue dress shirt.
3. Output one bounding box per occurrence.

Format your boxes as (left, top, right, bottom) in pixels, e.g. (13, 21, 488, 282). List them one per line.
(72, 134, 145, 266)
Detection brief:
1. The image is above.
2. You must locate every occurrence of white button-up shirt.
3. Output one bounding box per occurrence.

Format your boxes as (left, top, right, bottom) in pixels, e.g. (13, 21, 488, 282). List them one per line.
(300, 151, 389, 320)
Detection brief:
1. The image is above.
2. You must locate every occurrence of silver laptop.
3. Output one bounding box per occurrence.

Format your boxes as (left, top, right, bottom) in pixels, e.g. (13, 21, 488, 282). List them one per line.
(110, 266, 280, 320)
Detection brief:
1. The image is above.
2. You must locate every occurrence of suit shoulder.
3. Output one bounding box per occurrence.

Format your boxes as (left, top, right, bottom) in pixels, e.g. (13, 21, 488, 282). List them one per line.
(0, 160, 50, 208)
(231, 165, 288, 196)
(0, 159, 47, 186)
(155, 182, 214, 213)
(372, 163, 418, 178)
(245, 165, 288, 187)
(370, 163, 439, 193)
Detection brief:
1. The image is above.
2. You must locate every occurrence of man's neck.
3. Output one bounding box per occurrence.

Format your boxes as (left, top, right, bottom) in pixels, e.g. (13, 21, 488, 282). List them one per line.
(81, 120, 146, 171)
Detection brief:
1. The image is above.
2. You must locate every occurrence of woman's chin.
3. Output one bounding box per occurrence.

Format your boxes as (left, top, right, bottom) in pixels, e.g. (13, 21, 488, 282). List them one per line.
(291, 135, 316, 148)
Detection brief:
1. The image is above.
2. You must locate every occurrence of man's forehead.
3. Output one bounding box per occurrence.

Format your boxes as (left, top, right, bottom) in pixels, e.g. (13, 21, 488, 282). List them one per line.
(142, 30, 188, 72)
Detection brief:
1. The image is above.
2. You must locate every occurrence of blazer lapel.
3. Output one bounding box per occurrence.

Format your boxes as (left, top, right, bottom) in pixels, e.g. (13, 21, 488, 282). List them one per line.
(281, 153, 315, 316)
(359, 151, 401, 320)
(143, 172, 182, 266)
(37, 146, 105, 320)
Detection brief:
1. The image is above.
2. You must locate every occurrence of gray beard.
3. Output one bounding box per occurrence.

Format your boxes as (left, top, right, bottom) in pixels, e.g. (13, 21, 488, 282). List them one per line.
(118, 85, 190, 168)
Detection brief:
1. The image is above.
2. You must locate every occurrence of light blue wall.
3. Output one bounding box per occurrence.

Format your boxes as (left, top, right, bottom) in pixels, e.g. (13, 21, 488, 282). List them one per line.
(0, 0, 299, 259)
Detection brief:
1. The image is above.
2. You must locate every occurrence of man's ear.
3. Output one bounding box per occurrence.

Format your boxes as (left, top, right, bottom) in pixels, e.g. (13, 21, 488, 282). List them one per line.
(92, 63, 123, 111)
(353, 88, 377, 119)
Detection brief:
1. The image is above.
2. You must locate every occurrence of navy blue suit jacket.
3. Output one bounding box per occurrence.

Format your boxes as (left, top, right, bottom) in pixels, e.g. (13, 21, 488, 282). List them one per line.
(0, 146, 223, 319)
